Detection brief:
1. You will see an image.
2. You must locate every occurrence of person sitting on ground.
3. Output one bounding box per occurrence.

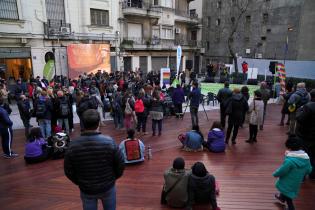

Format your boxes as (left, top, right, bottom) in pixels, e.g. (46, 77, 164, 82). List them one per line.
(188, 162, 221, 210)
(119, 129, 145, 164)
(179, 125, 204, 152)
(24, 127, 50, 164)
(205, 121, 225, 153)
(162, 157, 191, 208)
(273, 136, 312, 210)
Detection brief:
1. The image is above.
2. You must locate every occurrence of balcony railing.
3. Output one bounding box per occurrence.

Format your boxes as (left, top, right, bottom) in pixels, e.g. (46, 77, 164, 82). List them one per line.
(44, 19, 71, 37)
(122, 0, 162, 13)
(121, 37, 204, 48)
(175, 9, 199, 19)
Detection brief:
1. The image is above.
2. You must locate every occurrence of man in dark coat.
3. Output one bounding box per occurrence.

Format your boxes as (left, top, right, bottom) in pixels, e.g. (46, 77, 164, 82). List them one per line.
(296, 89, 315, 179)
(64, 109, 125, 210)
(17, 95, 32, 138)
(225, 88, 249, 144)
(217, 81, 232, 128)
(189, 82, 201, 127)
(172, 84, 185, 117)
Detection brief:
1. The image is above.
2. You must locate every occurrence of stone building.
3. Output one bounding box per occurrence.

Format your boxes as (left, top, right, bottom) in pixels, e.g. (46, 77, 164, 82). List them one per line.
(202, 0, 315, 69)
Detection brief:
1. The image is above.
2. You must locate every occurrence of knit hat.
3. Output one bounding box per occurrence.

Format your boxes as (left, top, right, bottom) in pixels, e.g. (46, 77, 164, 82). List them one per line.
(192, 162, 208, 177)
(173, 157, 185, 170)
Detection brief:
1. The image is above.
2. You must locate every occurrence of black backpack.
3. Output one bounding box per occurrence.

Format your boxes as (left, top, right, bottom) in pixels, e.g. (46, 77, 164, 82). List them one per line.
(36, 100, 46, 118)
(59, 100, 69, 117)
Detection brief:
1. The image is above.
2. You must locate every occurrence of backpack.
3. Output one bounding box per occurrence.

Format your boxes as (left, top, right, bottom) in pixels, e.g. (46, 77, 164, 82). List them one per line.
(59, 100, 69, 117)
(124, 139, 141, 161)
(134, 99, 144, 113)
(125, 99, 132, 115)
(36, 100, 46, 118)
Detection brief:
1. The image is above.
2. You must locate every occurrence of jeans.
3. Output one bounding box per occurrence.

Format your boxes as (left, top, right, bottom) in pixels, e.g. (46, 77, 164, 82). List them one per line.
(226, 122, 240, 143)
(279, 193, 295, 210)
(22, 118, 31, 138)
(220, 105, 226, 128)
(114, 109, 123, 129)
(152, 119, 162, 135)
(136, 112, 146, 132)
(190, 106, 199, 127)
(38, 119, 51, 139)
(57, 118, 70, 134)
(1, 127, 13, 155)
(261, 102, 267, 128)
(174, 103, 183, 115)
(289, 112, 296, 135)
(80, 185, 116, 210)
(249, 124, 258, 140)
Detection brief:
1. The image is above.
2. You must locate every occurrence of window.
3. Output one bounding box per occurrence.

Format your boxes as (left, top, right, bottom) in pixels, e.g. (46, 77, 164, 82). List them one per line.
(231, 17, 235, 24)
(190, 9, 197, 18)
(244, 37, 250, 42)
(216, 19, 221, 26)
(161, 0, 172, 8)
(231, 0, 237, 6)
(246, 15, 251, 23)
(153, 0, 159, 6)
(266, 28, 272, 33)
(90, 9, 109, 26)
(261, 36, 267, 41)
(263, 13, 269, 23)
(217, 1, 222, 9)
(0, 0, 19, 20)
(206, 41, 210, 51)
(46, 0, 65, 22)
(207, 17, 211, 27)
(191, 31, 197, 41)
(161, 27, 173, 39)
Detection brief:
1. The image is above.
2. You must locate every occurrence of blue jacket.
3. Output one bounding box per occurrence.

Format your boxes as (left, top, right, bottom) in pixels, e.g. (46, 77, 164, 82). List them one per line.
(189, 88, 201, 108)
(206, 129, 225, 153)
(273, 150, 312, 199)
(183, 131, 203, 150)
(172, 87, 185, 105)
(0, 106, 13, 129)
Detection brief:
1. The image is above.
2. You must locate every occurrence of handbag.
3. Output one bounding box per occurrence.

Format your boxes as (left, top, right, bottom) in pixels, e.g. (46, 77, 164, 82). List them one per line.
(250, 100, 258, 124)
(161, 176, 183, 205)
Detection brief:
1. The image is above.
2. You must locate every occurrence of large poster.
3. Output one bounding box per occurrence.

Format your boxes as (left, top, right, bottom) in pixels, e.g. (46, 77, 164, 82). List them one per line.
(160, 68, 170, 88)
(67, 44, 111, 78)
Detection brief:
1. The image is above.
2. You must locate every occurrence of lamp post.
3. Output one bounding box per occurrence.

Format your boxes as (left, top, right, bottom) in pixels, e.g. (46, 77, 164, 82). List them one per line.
(284, 26, 293, 65)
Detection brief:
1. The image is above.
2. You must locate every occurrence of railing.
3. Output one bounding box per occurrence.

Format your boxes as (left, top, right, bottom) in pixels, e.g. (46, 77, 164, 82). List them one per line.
(121, 37, 204, 48)
(44, 19, 71, 36)
(121, 0, 162, 13)
(175, 9, 199, 20)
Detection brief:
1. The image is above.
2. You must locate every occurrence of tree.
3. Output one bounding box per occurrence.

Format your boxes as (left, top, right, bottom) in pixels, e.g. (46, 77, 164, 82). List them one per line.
(227, 0, 251, 74)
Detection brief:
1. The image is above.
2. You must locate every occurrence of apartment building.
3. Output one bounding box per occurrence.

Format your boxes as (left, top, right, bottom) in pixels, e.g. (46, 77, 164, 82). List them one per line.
(0, 0, 119, 80)
(119, 0, 203, 74)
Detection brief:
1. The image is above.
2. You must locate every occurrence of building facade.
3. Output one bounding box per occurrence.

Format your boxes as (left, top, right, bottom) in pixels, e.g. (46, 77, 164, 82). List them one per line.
(202, 0, 315, 70)
(0, 0, 119, 80)
(119, 0, 203, 74)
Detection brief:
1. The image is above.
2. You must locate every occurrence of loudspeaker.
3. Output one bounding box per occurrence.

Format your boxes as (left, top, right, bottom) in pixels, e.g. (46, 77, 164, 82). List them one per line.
(186, 60, 193, 70)
(269, 61, 277, 74)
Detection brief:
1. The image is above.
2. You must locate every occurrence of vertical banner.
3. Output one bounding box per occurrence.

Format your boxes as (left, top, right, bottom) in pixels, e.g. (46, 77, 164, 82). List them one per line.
(176, 45, 182, 76)
(43, 60, 55, 81)
(160, 68, 171, 88)
(276, 63, 286, 81)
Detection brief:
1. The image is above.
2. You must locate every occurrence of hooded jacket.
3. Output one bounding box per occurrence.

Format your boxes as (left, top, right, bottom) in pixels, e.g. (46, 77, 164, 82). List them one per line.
(273, 150, 312, 199)
(207, 128, 225, 153)
(225, 93, 249, 124)
(288, 88, 310, 109)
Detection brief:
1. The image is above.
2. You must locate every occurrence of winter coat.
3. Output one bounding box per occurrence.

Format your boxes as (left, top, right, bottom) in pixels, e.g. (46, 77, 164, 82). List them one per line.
(225, 93, 249, 125)
(217, 87, 232, 108)
(296, 101, 315, 146)
(188, 173, 218, 208)
(172, 87, 185, 105)
(54, 96, 71, 119)
(183, 130, 204, 151)
(150, 98, 164, 120)
(0, 106, 12, 129)
(163, 168, 191, 208)
(34, 96, 53, 120)
(273, 150, 312, 199)
(24, 138, 47, 158)
(248, 99, 264, 126)
(206, 128, 225, 153)
(288, 88, 310, 110)
(64, 131, 125, 195)
(17, 99, 31, 120)
(189, 87, 201, 108)
(258, 88, 270, 104)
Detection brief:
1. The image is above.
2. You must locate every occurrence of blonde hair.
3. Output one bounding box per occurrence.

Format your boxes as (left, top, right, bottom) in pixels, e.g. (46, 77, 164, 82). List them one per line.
(233, 88, 240, 94)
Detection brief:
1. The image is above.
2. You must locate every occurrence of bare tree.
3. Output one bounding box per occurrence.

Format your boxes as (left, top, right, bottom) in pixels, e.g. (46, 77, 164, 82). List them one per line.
(227, 0, 250, 74)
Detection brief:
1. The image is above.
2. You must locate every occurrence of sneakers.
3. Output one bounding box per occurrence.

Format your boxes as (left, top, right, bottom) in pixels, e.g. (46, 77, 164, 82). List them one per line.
(2, 152, 19, 159)
(274, 193, 285, 205)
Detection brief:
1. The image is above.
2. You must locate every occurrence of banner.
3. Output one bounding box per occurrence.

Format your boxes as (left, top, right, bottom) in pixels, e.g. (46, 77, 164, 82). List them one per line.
(160, 68, 171, 88)
(176, 45, 182, 76)
(276, 63, 286, 81)
(67, 44, 111, 78)
(43, 60, 55, 81)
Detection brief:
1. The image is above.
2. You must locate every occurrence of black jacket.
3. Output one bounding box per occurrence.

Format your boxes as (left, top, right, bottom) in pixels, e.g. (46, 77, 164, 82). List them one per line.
(17, 99, 31, 120)
(225, 93, 249, 125)
(64, 132, 125, 195)
(54, 96, 71, 119)
(77, 96, 95, 116)
(296, 101, 315, 147)
(188, 173, 217, 208)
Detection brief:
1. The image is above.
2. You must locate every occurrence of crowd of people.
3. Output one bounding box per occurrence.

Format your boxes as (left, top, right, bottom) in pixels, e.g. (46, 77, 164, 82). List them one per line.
(0, 69, 314, 210)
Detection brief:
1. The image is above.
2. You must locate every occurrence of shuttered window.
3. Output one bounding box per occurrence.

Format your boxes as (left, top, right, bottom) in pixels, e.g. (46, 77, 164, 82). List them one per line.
(91, 9, 109, 26)
(46, 0, 65, 22)
(0, 0, 19, 20)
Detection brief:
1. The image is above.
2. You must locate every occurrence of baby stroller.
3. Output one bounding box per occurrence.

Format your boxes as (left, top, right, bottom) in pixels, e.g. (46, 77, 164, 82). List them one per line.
(47, 128, 70, 159)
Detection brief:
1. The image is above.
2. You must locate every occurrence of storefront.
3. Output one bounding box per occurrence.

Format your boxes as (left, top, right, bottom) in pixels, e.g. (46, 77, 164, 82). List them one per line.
(0, 47, 32, 81)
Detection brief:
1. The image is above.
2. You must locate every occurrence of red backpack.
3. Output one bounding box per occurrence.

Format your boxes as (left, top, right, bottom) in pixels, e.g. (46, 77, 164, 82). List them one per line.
(134, 99, 144, 113)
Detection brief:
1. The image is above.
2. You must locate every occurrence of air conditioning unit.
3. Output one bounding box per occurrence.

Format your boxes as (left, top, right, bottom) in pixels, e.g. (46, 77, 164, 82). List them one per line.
(200, 48, 205, 54)
(60, 27, 71, 35)
(21, 38, 27, 44)
(255, 53, 263, 59)
(175, 28, 181, 34)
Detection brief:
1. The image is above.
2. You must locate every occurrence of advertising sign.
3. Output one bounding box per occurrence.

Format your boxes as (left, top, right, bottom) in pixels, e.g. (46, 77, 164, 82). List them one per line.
(160, 68, 171, 88)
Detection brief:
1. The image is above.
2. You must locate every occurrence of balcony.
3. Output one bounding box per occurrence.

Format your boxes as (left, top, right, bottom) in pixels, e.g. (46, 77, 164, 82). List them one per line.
(122, 1, 162, 18)
(120, 37, 203, 50)
(174, 9, 200, 24)
(44, 19, 71, 38)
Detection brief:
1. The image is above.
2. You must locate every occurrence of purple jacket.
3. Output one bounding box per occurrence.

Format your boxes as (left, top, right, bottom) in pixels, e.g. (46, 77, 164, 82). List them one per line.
(207, 129, 225, 153)
(172, 87, 185, 105)
(24, 138, 47, 157)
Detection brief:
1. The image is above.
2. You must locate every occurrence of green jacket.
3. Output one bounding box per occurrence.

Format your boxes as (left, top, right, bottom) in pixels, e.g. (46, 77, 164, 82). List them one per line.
(273, 150, 312, 199)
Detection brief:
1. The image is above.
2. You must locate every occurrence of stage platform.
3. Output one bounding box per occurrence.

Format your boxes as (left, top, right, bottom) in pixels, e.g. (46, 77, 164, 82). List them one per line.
(0, 104, 314, 210)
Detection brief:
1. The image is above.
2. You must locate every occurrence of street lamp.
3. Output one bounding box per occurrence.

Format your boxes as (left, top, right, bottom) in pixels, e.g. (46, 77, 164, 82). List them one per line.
(284, 26, 294, 65)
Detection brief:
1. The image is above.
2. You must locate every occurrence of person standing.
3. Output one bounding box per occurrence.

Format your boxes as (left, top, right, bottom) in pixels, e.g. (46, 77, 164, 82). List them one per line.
(150, 90, 164, 136)
(0, 97, 18, 158)
(34, 91, 53, 139)
(296, 89, 315, 179)
(258, 82, 270, 130)
(217, 81, 232, 128)
(225, 88, 249, 145)
(17, 95, 32, 138)
(64, 109, 125, 210)
(55, 91, 71, 134)
(189, 82, 201, 127)
(172, 84, 185, 118)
